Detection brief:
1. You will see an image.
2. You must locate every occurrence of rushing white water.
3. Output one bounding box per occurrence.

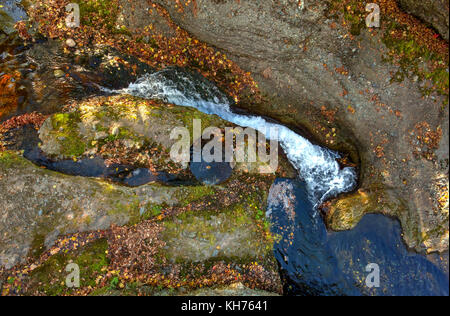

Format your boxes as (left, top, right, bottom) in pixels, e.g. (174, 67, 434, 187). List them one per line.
(115, 67, 357, 205)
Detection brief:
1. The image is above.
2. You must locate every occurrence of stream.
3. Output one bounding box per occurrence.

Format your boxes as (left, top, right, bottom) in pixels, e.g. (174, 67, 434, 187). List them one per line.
(118, 68, 357, 206)
(1, 3, 449, 296)
(115, 68, 448, 296)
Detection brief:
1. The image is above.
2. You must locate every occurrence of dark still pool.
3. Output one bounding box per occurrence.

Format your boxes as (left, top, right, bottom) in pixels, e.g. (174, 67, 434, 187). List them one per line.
(267, 179, 449, 296)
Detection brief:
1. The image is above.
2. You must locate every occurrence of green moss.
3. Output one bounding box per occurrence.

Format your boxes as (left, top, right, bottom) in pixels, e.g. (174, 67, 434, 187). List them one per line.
(169, 106, 228, 141)
(27, 239, 109, 295)
(175, 186, 217, 206)
(108, 197, 141, 225)
(98, 180, 218, 225)
(89, 282, 157, 296)
(141, 204, 164, 220)
(328, 0, 448, 105)
(50, 112, 87, 157)
(0, 151, 28, 168)
(28, 234, 47, 260)
(344, 10, 365, 36)
(43, 95, 237, 162)
(89, 285, 112, 296)
(74, 0, 118, 31)
(382, 27, 449, 105)
(102, 126, 136, 143)
(112, 25, 132, 37)
(329, 0, 366, 36)
(101, 184, 217, 225)
(160, 186, 276, 268)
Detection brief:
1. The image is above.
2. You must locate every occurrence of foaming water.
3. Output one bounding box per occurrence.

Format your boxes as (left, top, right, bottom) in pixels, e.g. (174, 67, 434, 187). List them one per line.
(116, 67, 357, 204)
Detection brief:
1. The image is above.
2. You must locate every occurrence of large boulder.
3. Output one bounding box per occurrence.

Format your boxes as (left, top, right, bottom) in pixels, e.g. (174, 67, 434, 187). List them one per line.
(0, 151, 192, 269)
(0, 151, 282, 295)
(37, 94, 295, 177)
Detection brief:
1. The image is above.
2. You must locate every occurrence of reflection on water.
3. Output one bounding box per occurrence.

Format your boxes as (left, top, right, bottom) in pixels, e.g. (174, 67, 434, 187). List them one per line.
(267, 179, 449, 296)
(1, 0, 34, 121)
(0, 32, 34, 120)
(330, 214, 449, 296)
(189, 141, 233, 185)
(1, 125, 191, 187)
(190, 159, 233, 185)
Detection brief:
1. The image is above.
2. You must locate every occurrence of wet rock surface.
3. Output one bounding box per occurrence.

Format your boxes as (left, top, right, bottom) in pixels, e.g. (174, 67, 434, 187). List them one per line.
(161, 206, 271, 263)
(0, 151, 282, 295)
(1, 35, 156, 122)
(35, 93, 294, 179)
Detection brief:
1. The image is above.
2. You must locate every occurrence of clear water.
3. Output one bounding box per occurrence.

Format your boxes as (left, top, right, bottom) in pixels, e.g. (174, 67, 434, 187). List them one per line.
(117, 67, 448, 296)
(267, 179, 449, 296)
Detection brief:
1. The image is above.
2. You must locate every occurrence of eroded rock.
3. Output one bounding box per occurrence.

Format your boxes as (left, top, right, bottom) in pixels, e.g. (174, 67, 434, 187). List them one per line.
(1, 152, 281, 294)
(0, 151, 209, 269)
(146, 0, 449, 253)
(37, 94, 295, 177)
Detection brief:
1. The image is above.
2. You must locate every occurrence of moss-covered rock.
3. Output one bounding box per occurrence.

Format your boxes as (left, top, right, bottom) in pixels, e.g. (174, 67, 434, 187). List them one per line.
(325, 188, 405, 232)
(38, 94, 295, 176)
(1, 149, 282, 295)
(73, 0, 119, 32)
(39, 112, 86, 158)
(176, 282, 280, 296)
(161, 202, 274, 264)
(325, 180, 449, 254)
(89, 283, 280, 296)
(38, 94, 226, 159)
(24, 238, 109, 296)
(0, 151, 217, 269)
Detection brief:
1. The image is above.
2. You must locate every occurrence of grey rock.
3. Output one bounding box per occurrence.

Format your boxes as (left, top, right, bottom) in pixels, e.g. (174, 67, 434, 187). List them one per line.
(0, 152, 183, 269)
(397, 0, 449, 41)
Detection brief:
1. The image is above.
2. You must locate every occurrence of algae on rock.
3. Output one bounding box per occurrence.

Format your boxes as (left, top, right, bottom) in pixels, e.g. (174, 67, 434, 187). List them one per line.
(0, 151, 215, 269)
